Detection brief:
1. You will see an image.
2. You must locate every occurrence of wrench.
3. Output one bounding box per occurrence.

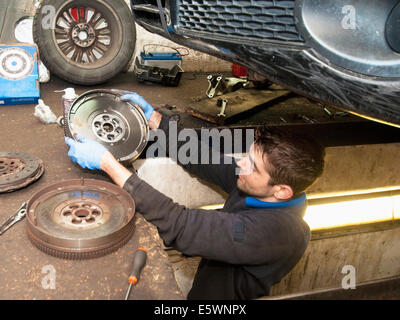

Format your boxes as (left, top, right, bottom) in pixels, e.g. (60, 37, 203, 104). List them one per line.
(0, 202, 27, 236)
(217, 99, 228, 117)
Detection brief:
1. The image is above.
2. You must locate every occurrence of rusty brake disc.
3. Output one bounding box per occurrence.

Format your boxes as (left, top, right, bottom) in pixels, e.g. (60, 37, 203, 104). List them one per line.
(26, 179, 136, 259)
(0, 152, 45, 193)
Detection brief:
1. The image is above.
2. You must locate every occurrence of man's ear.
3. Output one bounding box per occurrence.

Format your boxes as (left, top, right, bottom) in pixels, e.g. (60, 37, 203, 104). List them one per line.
(273, 185, 293, 200)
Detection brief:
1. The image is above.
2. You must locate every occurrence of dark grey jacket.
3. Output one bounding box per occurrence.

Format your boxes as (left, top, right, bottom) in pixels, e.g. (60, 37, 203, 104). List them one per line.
(123, 112, 310, 299)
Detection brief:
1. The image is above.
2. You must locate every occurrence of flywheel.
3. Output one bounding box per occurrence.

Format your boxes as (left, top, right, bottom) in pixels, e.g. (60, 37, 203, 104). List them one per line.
(64, 89, 149, 163)
(26, 179, 136, 259)
(0, 152, 44, 193)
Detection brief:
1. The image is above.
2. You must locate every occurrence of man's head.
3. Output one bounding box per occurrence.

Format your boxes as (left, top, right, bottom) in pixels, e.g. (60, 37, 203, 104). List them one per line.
(236, 126, 325, 202)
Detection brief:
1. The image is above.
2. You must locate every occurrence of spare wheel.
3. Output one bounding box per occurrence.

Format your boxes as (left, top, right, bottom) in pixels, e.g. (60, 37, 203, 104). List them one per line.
(33, 0, 136, 85)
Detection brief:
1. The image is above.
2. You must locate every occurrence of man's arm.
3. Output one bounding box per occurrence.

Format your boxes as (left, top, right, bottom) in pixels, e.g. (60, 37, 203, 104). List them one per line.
(119, 92, 239, 194)
(122, 171, 289, 266)
(100, 151, 132, 188)
(152, 109, 238, 194)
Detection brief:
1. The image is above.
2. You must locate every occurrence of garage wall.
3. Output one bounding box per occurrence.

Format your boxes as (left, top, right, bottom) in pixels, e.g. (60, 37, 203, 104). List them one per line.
(307, 143, 400, 195)
(269, 225, 400, 296)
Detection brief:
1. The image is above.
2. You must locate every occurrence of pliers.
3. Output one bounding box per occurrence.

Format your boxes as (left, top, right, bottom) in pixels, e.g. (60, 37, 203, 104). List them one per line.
(0, 202, 27, 236)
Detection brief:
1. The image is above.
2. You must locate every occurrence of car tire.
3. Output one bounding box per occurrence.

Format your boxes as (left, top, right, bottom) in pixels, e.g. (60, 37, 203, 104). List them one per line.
(33, 0, 136, 85)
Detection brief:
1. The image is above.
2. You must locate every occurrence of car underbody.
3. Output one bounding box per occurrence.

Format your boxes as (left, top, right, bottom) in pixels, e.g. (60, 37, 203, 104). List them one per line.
(130, 0, 400, 127)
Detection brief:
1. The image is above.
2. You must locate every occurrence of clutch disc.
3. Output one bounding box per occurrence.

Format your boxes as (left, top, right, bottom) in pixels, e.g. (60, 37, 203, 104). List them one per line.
(65, 89, 149, 163)
(26, 179, 136, 259)
(0, 47, 34, 81)
(0, 152, 44, 193)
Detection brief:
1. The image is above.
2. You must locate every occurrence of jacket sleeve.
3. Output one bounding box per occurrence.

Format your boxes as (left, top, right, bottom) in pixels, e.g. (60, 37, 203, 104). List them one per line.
(149, 109, 238, 194)
(123, 174, 290, 265)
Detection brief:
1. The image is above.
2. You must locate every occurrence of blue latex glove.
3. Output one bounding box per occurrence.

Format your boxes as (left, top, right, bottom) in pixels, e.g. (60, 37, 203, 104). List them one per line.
(65, 135, 108, 170)
(120, 92, 154, 121)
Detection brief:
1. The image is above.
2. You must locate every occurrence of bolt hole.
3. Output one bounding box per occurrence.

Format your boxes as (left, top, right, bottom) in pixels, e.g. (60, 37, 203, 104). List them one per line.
(72, 218, 82, 224)
(75, 209, 90, 218)
(103, 123, 114, 133)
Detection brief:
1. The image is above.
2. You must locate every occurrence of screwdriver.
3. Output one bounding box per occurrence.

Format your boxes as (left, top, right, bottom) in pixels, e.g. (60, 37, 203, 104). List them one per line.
(124, 248, 147, 300)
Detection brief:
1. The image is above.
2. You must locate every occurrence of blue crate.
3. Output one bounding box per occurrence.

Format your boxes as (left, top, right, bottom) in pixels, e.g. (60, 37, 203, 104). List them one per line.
(0, 44, 40, 106)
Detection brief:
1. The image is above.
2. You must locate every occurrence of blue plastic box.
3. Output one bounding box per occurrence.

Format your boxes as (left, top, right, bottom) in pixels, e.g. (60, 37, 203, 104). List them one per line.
(0, 44, 40, 106)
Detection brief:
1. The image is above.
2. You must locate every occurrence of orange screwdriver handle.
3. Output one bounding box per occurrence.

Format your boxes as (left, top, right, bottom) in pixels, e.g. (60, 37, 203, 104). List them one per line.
(128, 248, 147, 286)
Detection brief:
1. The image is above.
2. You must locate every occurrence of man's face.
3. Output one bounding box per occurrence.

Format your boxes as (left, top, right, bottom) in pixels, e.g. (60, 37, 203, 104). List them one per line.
(236, 143, 277, 199)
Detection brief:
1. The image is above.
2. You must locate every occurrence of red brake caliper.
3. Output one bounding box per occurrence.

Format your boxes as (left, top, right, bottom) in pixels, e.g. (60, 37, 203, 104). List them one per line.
(70, 7, 86, 22)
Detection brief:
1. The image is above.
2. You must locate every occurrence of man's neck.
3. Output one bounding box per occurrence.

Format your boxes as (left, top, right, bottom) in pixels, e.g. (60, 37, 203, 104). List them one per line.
(254, 195, 280, 203)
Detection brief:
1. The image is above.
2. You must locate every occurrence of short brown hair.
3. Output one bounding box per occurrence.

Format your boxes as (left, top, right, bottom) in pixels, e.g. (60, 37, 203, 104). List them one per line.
(254, 126, 325, 195)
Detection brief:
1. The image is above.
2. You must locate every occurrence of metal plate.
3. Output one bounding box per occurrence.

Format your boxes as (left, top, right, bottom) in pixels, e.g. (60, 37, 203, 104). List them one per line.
(0, 47, 34, 80)
(0, 152, 44, 193)
(65, 89, 149, 163)
(26, 179, 136, 259)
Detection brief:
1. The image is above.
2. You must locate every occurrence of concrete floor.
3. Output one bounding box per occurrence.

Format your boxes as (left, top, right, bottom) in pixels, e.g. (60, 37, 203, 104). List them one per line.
(0, 73, 205, 300)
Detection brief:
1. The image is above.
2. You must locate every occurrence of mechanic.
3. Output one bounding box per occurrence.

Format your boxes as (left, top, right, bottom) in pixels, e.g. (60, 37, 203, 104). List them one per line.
(65, 92, 325, 300)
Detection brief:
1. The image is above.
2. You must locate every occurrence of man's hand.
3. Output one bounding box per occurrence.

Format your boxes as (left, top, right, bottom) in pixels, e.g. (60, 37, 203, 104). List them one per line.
(65, 136, 108, 170)
(121, 92, 154, 121)
(120, 92, 162, 129)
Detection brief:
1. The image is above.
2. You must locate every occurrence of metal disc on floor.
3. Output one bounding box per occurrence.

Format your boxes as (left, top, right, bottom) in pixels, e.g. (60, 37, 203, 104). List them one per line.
(0, 152, 44, 193)
(64, 89, 149, 163)
(26, 179, 136, 259)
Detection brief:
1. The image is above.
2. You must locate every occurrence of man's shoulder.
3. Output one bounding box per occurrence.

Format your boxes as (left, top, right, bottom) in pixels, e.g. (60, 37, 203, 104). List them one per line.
(241, 204, 310, 241)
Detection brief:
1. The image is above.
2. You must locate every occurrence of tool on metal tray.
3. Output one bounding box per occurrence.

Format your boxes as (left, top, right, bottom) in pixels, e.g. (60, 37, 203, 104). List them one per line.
(0, 202, 27, 236)
(296, 114, 318, 124)
(124, 248, 147, 300)
(206, 74, 249, 98)
(217, 99, 228, 117)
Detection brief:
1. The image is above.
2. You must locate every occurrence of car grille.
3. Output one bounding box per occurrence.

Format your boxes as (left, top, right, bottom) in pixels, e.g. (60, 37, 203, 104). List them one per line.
(175, 0, 304, 43)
